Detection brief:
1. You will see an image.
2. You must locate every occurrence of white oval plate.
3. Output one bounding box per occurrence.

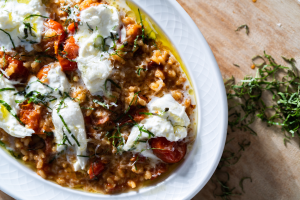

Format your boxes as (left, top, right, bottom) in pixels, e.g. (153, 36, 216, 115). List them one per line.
(0, 0, 227, 199)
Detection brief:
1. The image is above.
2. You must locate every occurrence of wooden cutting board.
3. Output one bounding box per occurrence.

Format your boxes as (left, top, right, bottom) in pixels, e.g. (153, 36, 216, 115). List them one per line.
(1, 0, 300, 199)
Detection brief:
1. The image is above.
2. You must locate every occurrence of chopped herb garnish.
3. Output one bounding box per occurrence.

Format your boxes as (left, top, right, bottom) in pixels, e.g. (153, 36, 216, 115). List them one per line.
(136, 67, 147, 75)
(0, 88, 15, 92)
(110, 32, 116, 49)
(9, 150, 21, 159)
(104, 79, 121, 92)
(0, 100, 24, 125)
(58, 51, 76, 62)
(0, 28, 15, 49)
(35, 58, 41, 63)
(233, 63, 240, 68)
(133, 35, 139, 52)
(0, 141, 5, 147)
(93, 99, 110, 110)
(86, 22, 93, 31)
(138, 8, 145, 42)
(125, 91, 140, 114)
(43, 131, 54, 136)
(23, 22, 36, 38)
(24, 14, 48, 20)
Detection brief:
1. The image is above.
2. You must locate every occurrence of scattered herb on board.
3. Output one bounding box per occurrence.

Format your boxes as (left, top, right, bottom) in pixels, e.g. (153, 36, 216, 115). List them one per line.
(239, 177, 252, 193)
(235, 24, 249, 35)
(214, 52, 300, 199)
(227, 52, 300, 140)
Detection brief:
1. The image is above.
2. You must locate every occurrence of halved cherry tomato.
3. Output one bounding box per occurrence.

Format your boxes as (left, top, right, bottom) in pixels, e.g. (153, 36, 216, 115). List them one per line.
(0, 52, 28, 81)
(57, 36, 79, 71)
(126, 24, 142, 44)
(149, 137, 187, 164)
(67, 22, 78, 35)
(44, 19, 66, 54)
(19, 103, 41, 133)
(37, 65, 51, 83)
(94, 115, 110, 125)
(133, 108, 147, 122)
(79, 0, 102, 10)
(88, 160, 105, 179)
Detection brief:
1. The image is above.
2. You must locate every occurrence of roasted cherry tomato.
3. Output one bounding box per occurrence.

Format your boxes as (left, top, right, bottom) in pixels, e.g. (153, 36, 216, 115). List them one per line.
(36, 65, 51, 83)
(44, 19, 66, 54)
(88, 160, 105, 179)
(149, 137, 187, 164)
(133, 108, 147, 122)
(79, 0, 102, 10)
(126, 24, 142, 44)
(57, 36, 79, 71)
(0, 52, 28, 81)
(67, 22, 78, 35)
(19, 103, 41, 133)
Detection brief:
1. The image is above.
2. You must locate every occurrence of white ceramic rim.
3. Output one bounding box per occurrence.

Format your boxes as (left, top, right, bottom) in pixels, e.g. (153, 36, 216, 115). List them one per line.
(0, 0, 227, 199)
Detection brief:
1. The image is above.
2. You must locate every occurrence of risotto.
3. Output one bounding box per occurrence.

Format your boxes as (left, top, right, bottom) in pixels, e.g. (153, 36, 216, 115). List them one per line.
(0, 0, 196, 194)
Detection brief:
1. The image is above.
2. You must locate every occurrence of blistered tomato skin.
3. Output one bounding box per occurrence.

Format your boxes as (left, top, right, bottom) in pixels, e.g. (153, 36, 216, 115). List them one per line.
(19, 103, 41, 133)
(150, 137, 187, 164)
(67, 22, 78, 35)
(57, 36, 79, 71)
(44, 19, 66, 54)
(88, 160, 105, 179)
(79, 1, 102, 10)
(0, 52, 28, 81)
(37, 65, 51, 82)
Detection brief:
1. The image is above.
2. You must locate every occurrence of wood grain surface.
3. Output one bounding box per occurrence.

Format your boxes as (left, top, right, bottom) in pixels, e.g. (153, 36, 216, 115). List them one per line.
(1, 0, 300, 199)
